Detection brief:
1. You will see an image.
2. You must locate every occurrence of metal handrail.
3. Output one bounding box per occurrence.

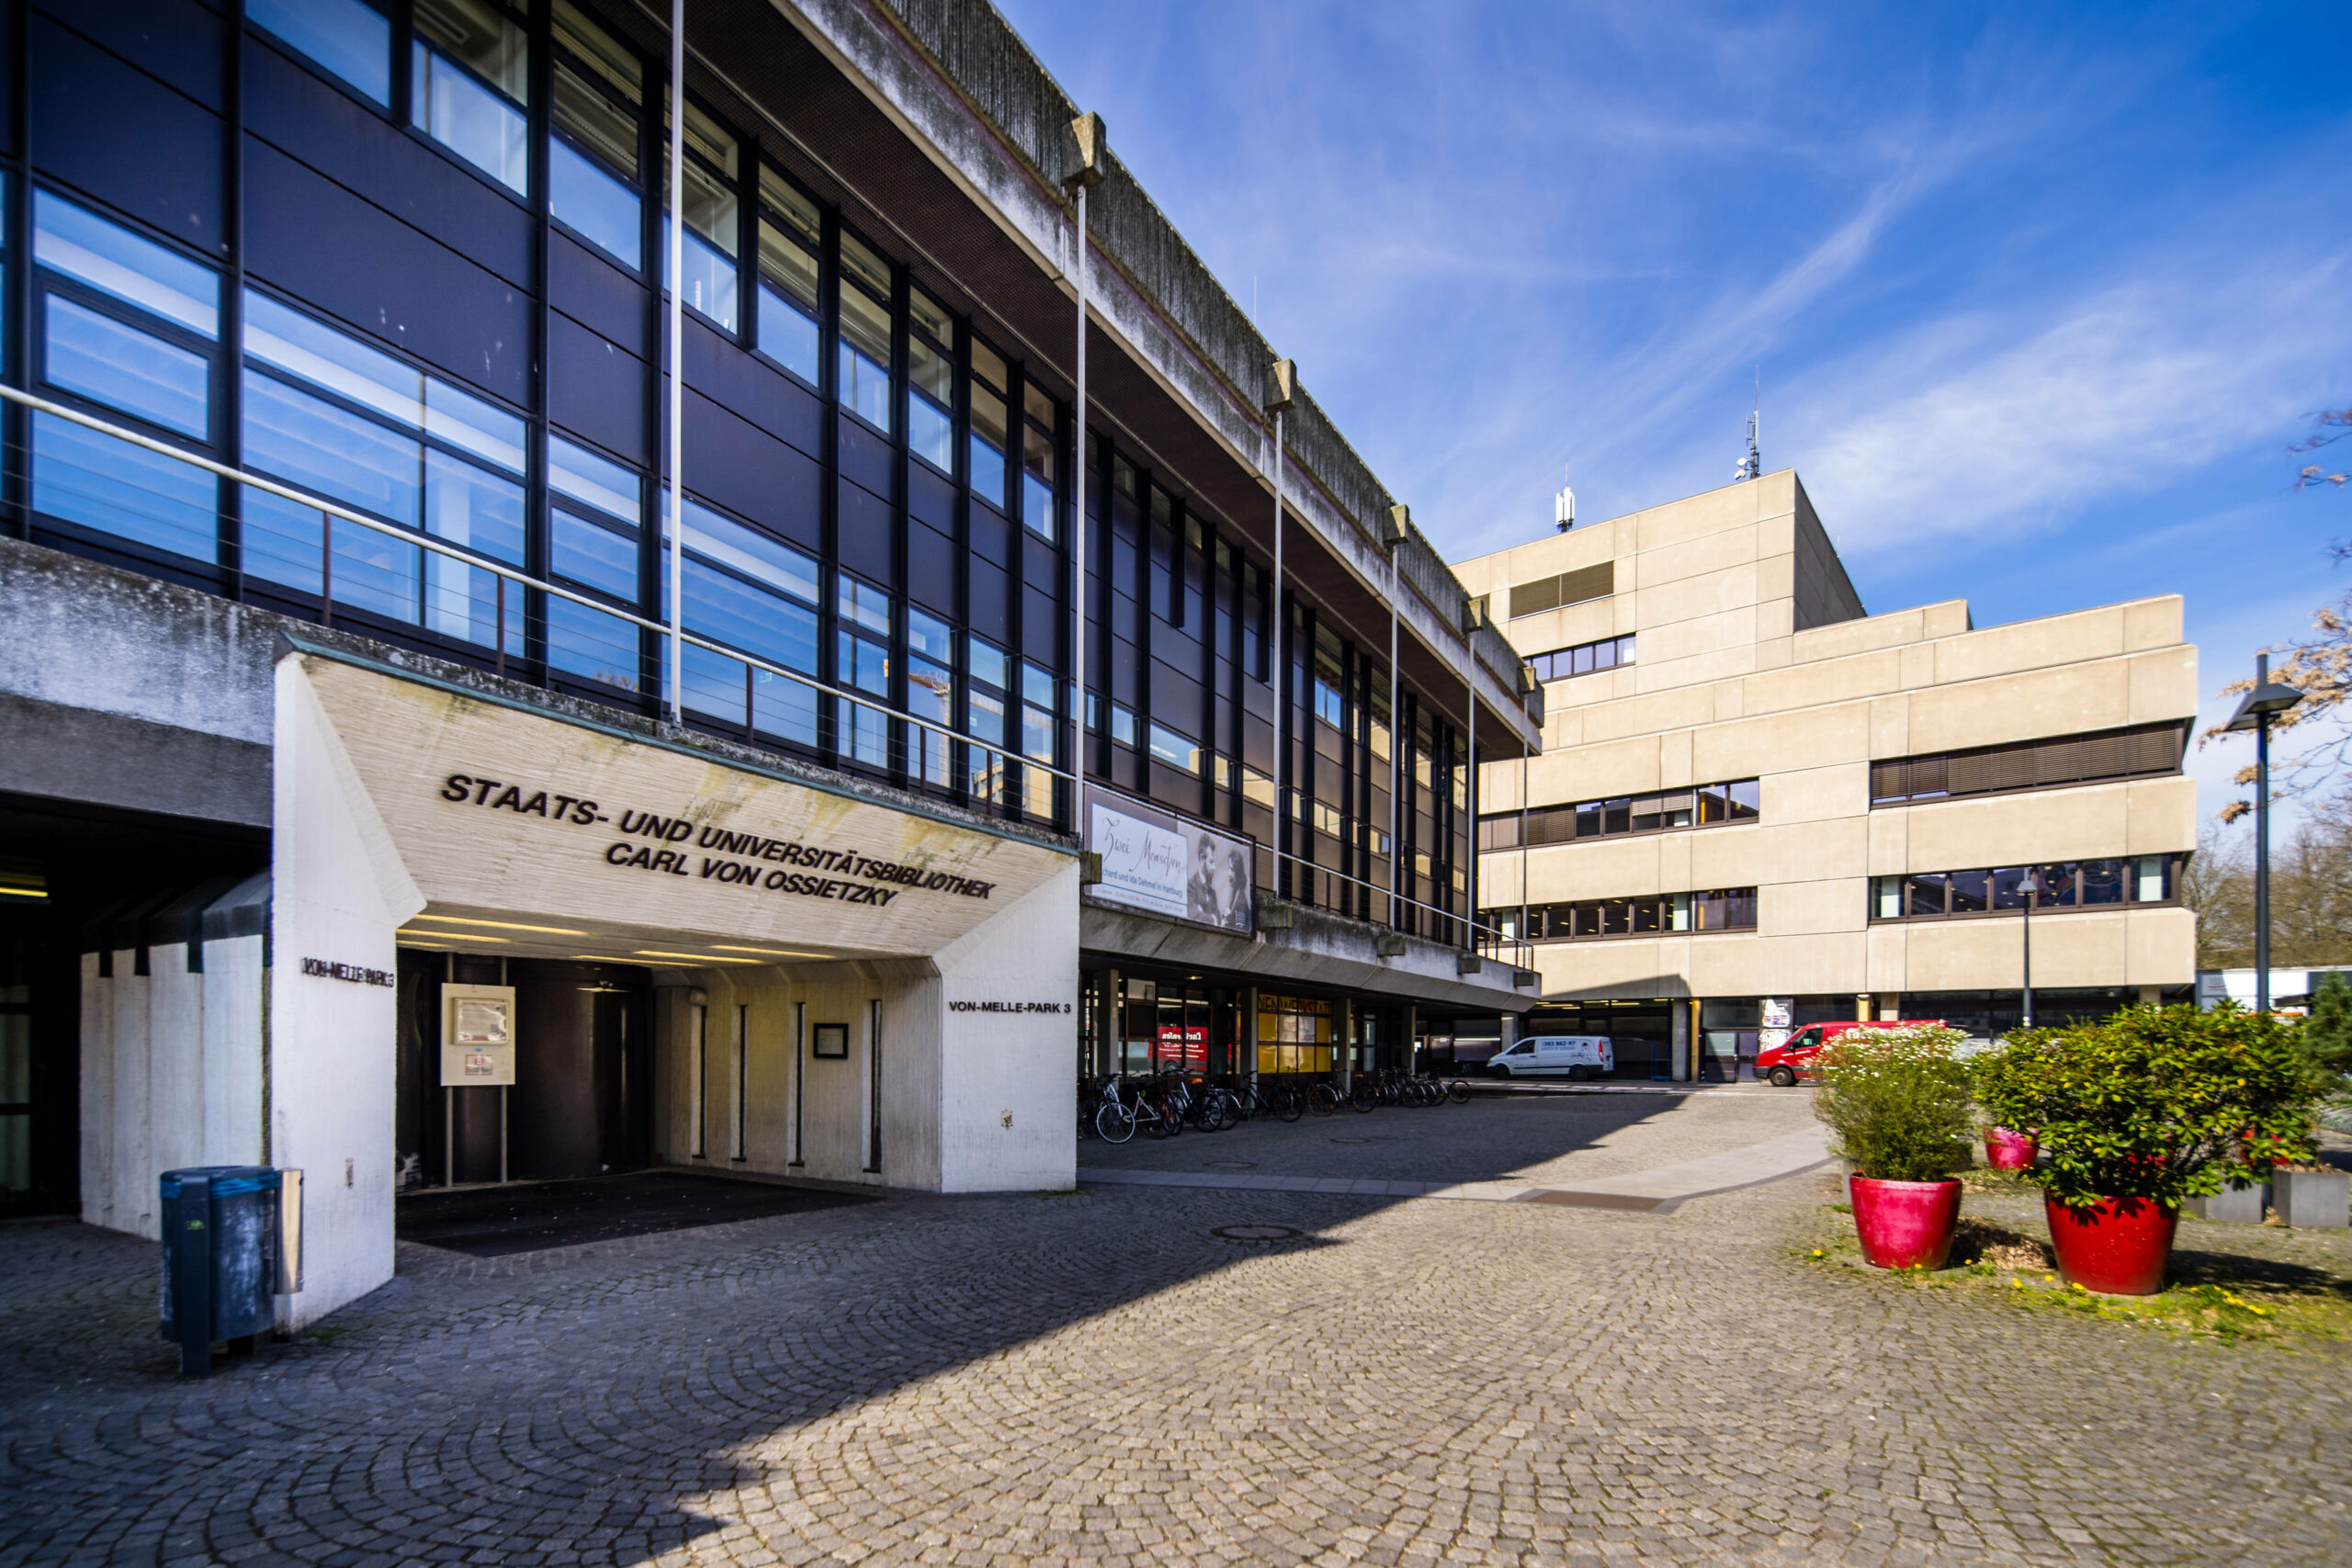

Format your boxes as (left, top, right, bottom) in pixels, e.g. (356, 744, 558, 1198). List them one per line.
(0, 385, 1074, 785)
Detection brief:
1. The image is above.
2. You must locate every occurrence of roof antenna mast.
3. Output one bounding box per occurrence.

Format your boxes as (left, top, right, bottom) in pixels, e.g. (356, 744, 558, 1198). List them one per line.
(1735, 367, 1761, 482)
(1554, 461, 1577, 533)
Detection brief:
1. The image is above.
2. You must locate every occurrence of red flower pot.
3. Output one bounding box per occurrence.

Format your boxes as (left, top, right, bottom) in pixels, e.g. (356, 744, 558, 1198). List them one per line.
(1983, 1127, 2038, 1170)
(1849, 1176, 1963, 1269)
(2043, 1194, 2177, 1295)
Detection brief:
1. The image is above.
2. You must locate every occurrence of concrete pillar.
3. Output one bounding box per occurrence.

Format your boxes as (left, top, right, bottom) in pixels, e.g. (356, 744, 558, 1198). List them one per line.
(2137, 985, 2163, 1006)
(1673, 999, 1693, 1082)
(1856, 994, 1874, 1022)
(1404, 1003, 1419, 1071)
(1882, 992, 1903, 1021)
(1337, 998, 1353, 1090)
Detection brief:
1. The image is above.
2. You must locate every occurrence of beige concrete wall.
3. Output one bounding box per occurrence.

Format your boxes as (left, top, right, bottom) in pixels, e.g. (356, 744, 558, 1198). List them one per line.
(1458, 471, 2199, 1008)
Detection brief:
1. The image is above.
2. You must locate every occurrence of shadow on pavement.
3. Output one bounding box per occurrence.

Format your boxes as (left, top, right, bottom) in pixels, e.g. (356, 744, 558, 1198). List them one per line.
(394, 1170, 878, 1257)
(0, 1090, 1746, 1563)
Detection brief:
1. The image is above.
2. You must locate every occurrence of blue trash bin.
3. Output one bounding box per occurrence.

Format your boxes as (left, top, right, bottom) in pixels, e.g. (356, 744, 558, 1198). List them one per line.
(159, 1166, 282, 1377)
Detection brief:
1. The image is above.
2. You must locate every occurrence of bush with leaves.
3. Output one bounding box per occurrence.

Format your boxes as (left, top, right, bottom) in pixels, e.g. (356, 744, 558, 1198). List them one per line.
(1974, 1004, 2317, 1209)
(1812, 1024, 1976, 1182)
(2303, 971, 2352, 1098)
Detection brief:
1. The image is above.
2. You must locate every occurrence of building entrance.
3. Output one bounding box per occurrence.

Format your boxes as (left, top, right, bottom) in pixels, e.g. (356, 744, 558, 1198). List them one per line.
(396, 953, 651, 1189)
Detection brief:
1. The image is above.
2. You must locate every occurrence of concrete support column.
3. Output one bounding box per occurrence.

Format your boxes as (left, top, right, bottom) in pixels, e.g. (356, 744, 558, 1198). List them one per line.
(1498, 1012, 1520, 1053)
(1673, 1000, 1693, 1083)
(1856, 994, 1874, 1022)
(2137, 985, 2163, 1006)
(1882, 992, 1903, 1021)
(1337, 998, 1353, 1090)
(1404, 1003, 1419, 1072)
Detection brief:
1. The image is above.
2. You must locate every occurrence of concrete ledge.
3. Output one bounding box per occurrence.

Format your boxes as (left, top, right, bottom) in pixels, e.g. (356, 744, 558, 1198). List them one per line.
(1080, 898, 1535, 1011)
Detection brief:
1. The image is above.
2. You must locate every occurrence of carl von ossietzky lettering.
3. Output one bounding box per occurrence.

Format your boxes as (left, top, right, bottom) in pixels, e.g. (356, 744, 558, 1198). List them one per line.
(435, 773, 997, 907)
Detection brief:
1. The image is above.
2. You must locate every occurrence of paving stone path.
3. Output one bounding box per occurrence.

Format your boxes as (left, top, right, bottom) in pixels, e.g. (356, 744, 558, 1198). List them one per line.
(5, 1108, 2350, 1565)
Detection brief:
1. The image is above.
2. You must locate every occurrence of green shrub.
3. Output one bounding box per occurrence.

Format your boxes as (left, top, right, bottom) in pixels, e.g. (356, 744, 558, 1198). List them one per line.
(2301, 972, 2352, 1097)
(1812, 1024, 1976, 1182)
(1974, 1004, 2318, 1209)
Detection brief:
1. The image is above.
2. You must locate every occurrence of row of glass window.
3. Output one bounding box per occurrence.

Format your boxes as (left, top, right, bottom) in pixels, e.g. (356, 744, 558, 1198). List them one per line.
(18, 178, 1061, 803)
(250, 0, 1062, 538)
(1476, 779, 1759, 852)
(1869, 858, 2178, 919)
(1527, 633, 1635, 684)
(1492, 889, 1760, 942)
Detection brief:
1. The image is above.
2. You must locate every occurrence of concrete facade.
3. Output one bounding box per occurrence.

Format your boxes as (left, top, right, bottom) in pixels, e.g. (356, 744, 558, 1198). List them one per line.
(1454, 471, 2198, 1062)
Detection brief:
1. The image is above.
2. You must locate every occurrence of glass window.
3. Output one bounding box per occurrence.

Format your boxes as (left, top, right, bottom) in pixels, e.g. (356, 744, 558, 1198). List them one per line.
(671, 164, 741, 328)
(1601, 797, 1630, 835)
(908, 605, 955, 662)
(549, 434, 639, 522)
(1022, 420, 1056, 540)
(1022, 701, 1057, 762)
(422, 447, 523, 566)
(1907, 873, 1948, 918)
(969, 342, 1008, 508)
(249, 0, 390, 107)
(550, 1, 641, 266)
(412, 0, 530, 194)
(1949, 869, 1988, 913)
(424, 378, 525, 473)
(34, 193, 218, 338)
(908, 335, 955, 474)
(2080, 858, 2125, 906)
(1148, 723, 1200, 775)
(966, 686, 1006, 748)
(839, 574, 891, 637)
(1990, 867, 2030, 910)
(839, 231, 890, 299)
(755, 169, 820, 383)
(42, 297, 209, 438)
(31, 411, 218, 562)
(2134, 854, 2172, 902)
(967, 634, 1008, 693)
(837, 626, 889, 695)
(837, 278, 893, 432)
(551, 509, 639, 601)
(546, 593, 642, 691)
(1874, 875, 1902, 920)
(673, 498, 818, 604)
(244, 290, 419, 424)
(1021, 662, 1057, 713)
(243, 372, 421, 526)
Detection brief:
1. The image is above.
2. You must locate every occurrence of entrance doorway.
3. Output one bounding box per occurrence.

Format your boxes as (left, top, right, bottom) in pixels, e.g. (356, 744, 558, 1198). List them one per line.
(396, 953, 652, 1188)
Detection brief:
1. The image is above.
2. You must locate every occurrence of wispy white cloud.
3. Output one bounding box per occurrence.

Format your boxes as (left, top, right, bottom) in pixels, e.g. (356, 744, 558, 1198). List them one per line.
(1792, 248, 2352, 566)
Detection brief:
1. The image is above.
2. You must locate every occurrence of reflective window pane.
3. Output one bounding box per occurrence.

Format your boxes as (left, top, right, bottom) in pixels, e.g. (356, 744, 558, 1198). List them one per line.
(243, 372, 421, 526)
(249, 0, 390, 107)
(36, 192, 219, 337)
(759, 166, 819, 247)
(552, 510, 638, 600)
(551, 135, 641, 265)
(838, 575, 891, 636)
(967, 634, 1008, 692)
(31, 411, 217, 561)
(840, 230, 891, 299)
(676, 502, 818, 604)
(424, 378, 526, 473)
(684, 556, 817, 671)
(43, 298, 209, 437)
(548, 434, 639, 523)
(968, 384, 1007, 504)
(412, 0, 529, 195)
(908, 608, 954, 661)
(757, 280, 820, 384)
(547, 593, 641, 691)
(424, 448, 524, 566)
(244, 290, 421, 428)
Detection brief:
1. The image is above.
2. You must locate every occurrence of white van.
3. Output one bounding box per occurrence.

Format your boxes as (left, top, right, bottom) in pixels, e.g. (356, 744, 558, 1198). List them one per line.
(1487, 1035, 1614, 1081)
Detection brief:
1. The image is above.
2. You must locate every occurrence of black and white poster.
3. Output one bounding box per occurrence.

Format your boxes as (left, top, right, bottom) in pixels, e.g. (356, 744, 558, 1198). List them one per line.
(1084, 788, 1254, 935)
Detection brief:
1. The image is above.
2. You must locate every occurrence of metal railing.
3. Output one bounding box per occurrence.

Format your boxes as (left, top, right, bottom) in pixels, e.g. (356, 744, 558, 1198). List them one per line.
(2, 385, 1074, 819)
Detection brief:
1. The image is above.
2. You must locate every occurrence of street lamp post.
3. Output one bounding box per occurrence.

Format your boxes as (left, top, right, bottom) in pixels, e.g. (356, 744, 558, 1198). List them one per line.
(2225, 654, 2302, 1013)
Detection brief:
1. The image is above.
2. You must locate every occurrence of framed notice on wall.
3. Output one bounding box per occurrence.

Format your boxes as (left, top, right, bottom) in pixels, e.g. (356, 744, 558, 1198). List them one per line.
(811, 1022, 849, 1059)
(440, 983, 516, 1087)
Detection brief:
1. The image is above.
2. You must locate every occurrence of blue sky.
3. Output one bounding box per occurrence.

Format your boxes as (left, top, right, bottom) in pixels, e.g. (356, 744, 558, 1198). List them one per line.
(995, 0, 2352, 829)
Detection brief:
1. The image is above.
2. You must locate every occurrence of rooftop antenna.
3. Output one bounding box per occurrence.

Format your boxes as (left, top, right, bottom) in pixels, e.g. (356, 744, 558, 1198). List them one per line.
(1734, 367, 1761, 482)
(1554, 462, 1577, 533)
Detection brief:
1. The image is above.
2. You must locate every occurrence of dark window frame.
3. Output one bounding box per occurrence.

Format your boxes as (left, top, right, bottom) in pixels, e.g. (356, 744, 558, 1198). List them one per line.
(1867, 854, 2183, 922)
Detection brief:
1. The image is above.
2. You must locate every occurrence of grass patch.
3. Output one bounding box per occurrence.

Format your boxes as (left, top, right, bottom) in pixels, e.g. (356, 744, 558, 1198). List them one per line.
(1804, 1204, 2352, 1345)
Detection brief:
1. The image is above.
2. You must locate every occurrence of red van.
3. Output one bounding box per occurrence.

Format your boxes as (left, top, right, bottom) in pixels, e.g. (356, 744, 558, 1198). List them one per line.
(1757, 1020, 1945, 1087)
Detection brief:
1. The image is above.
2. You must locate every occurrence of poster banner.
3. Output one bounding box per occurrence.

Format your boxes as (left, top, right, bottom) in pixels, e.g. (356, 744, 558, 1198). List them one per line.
(1084, 787, 1254, 934)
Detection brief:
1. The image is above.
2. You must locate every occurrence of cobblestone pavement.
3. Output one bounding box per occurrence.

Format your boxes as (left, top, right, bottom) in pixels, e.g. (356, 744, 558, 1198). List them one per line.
(6, 1128, 2351, 1565)
(1080, 1083, 1821, 1186)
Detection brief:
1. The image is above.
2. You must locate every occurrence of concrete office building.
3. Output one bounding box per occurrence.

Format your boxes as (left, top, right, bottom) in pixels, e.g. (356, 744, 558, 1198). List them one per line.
(0, 0, 1539, 1323)
(1455, 470, 2198, 1078)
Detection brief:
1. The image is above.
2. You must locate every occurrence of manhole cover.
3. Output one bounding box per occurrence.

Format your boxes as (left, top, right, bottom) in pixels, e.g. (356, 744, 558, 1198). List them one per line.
(1203, 1160, 1259, 1171)
(1212, 1224, 1301, 1241)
